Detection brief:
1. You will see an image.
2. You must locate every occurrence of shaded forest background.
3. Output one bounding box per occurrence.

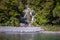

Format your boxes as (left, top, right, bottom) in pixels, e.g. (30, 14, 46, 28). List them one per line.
(0, 0, 60, 26)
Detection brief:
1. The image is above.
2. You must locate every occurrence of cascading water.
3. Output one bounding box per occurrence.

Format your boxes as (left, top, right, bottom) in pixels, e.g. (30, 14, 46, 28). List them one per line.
(23, 7, 34, 26)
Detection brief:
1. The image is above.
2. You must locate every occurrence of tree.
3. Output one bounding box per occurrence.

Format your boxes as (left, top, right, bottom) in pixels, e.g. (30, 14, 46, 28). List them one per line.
(0, 0, 24, 26)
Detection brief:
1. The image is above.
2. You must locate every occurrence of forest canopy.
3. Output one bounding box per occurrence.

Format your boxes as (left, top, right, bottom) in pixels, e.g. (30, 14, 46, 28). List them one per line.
(0, 0, 60, 26)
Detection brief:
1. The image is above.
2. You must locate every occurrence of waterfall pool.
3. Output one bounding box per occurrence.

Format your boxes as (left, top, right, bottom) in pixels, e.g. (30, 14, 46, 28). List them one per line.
(0, 32, 60, 40)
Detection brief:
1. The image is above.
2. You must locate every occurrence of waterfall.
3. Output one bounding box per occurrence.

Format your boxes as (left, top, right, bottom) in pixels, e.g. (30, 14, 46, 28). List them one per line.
(23, 7, 34, 26)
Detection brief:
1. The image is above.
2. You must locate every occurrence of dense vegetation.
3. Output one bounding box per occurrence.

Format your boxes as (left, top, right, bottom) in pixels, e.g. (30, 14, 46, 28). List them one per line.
(0, 0, 60, 26)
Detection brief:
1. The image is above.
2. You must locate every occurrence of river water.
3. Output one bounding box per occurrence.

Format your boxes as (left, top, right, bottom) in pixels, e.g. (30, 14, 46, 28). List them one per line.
(0, 32, 60, 40)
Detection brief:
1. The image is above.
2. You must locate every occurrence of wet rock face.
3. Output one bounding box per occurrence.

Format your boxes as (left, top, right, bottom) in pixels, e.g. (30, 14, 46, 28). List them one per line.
(23, 8, 32, 24)
(20, 7, 34, 26)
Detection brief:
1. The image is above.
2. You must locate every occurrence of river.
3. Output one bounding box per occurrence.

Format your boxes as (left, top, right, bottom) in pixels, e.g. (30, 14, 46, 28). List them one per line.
(0, 27, 60, 40)
(0, 32, 60, 40)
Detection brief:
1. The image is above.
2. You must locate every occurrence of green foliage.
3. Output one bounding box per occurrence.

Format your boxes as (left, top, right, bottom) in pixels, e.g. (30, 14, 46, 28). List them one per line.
(18, 2, 24, 10)
(35, 12, 48, 25)
(5, 17, 19, 26)
(9, 10, 20, 16)
(52, 2, 60, 25)
(30, 0, 54, 25)
(0, 0, 21, 26)
(53, 2, 60, 17)
(0, 0, 60, 26)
